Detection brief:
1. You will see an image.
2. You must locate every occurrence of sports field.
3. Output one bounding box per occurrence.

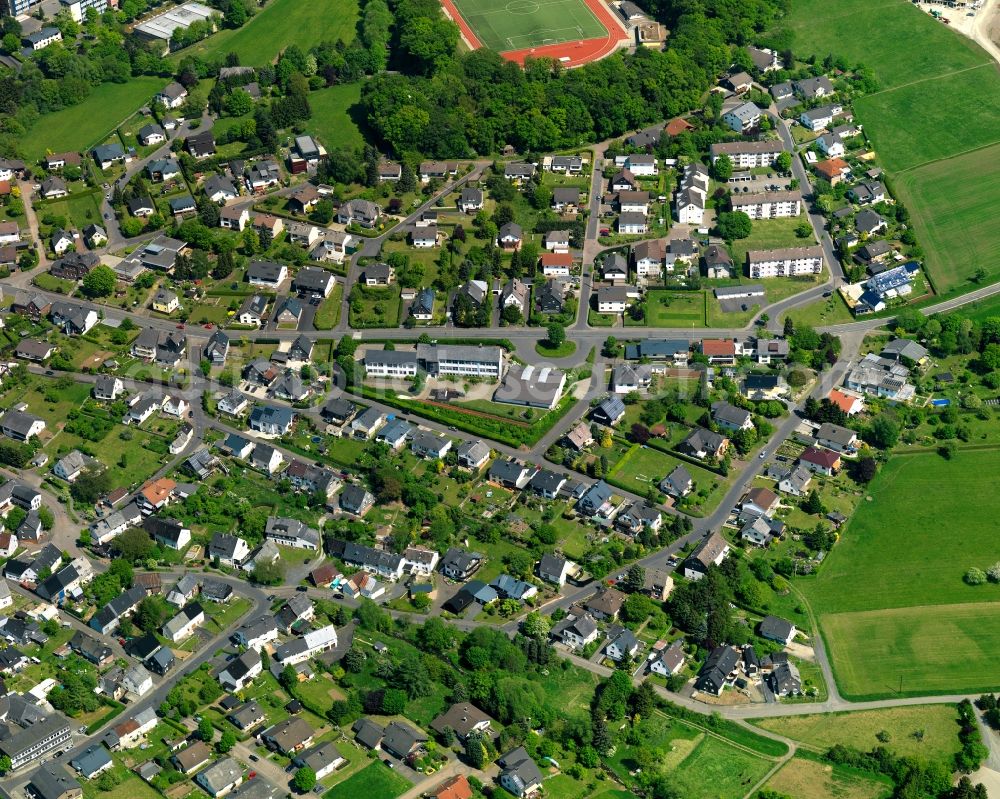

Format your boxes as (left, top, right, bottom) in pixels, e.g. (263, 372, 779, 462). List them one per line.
(449, 0, 607, 52)
(786, 0, 1000, 295)
(804, 449, 1000, 697)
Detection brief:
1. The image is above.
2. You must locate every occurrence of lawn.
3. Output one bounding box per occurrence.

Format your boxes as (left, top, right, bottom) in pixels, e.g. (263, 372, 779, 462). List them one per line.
(324, 761, 410, 799)
(37, 191, 104, 232)
(169, 0, 359, 66)
(308, 83, 365, 151)
(349, 285, 401, 328)
(727, 216, 815, 268)
(893, 143, 1000, 294)
(763, 757, 891, 799)
(451, 0, 607, 52)
(535, 340, 577, 357)
(667, 735, 773, 799)
(783, 293, 854, 329)
(644, 290, 705, 327)
(82, 774, 164, 799)
(752, 705, 962, 765)
(313, 282, 343, 330)
(803, 448, 1000, 697)
(21, 77, 164, 162)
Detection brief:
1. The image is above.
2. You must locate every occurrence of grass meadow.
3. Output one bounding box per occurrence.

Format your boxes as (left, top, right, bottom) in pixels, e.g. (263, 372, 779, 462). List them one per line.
(324, 762, 410, 799)
(308, 83, 366, 151)
(753, 705, 962, 764)
(803, 449, 1000, 697)
(763, 757, 891, 799)
(667, 736, 774, 799)
(169, 0, 359, 66)
(22, 77, 163, 162)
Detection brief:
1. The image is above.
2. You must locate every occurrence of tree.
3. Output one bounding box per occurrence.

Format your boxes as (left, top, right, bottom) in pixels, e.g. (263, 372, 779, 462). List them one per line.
(622, 564, 645, 593)
(783, 316, 794, 336)
(711, 153, 732, 181)
(775, 152, 793, 173)
(866, 416, 900, 449)
(0, 754, 10, 775)
(965, 567, 987, 585)
(217, 730, 236, 753)
(112, 528, 154, 562)
(854, 455, 878, 483)
(465, 731, 487, 768)
(81, 265, 116, 298)
(71, 468, 112, 504)
(545, 321, 566, 348)
(198, 717, 214, 741)
(801, 489, 824, 515)
(280, 665, 298, 691)
(293, 767, 316, 793)
(715, 211, 752, 241)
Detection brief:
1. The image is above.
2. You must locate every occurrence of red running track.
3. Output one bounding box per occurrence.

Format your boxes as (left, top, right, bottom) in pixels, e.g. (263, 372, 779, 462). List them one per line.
(440, 0, 631, 69)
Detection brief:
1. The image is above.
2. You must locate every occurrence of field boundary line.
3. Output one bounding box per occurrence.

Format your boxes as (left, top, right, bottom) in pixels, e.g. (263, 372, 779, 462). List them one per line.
(895, 137, 1000, 174)
(862, 61, 994, 96)
(651, 709, 785, 761)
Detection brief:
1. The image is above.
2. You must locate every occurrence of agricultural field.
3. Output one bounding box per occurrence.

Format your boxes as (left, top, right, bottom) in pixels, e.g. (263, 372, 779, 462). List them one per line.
(763, 757, 891, 799)
(753, 705, 963, 765)
(785, 0, 1000, 296)
(451, 0, 607, 52)
(784, 0, 989, 89)
(803, 448, 1000, 697)
(892, 143, 1000, 293)
(21, 77, 164, 163)
(854, 66, 1000, 173)
(170, 0, 359, 66)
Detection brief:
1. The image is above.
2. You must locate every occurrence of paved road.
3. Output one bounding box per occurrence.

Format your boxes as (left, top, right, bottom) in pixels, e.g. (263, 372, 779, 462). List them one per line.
(2, 571, 265, 790)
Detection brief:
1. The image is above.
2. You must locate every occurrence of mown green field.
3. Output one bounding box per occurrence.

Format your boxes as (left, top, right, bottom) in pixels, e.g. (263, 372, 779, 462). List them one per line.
(892, 143, 1000, 294)
(22, 77, 163, 162)
(785, 0, 1000, 295)
(753, 705, 962, 764)
(854, 65, 1000, 172)
(804, 449, 1000, 697)
(784, 0, 989, 88)
(171, 0, 359, 65)
(308, 83, 366, 151)
(324, 761, 410, 799)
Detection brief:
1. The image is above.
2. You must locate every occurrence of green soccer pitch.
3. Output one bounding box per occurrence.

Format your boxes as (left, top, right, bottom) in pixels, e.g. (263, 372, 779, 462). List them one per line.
(451, 0, 607, 52)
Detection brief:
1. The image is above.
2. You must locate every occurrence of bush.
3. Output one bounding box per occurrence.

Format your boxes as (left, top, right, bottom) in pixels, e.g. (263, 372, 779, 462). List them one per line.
(964, 567, 987, 585)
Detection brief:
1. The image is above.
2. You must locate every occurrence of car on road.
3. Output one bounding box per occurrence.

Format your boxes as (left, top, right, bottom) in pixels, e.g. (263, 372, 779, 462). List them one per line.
(249, 755, 259, 762)
(203, 322, 214, 329)
(45, 370, 53, 376)
(383, 760, 395, 769)
(176, 324, 185, 329)
(759, 451, 767, 459)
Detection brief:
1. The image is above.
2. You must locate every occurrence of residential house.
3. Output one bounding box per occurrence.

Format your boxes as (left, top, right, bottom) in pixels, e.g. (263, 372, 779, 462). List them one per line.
(799, 446, 841, 476)
(684, 532, 730, 580)
(722, 101, 761, 132)
(498, 749, 544, 798)
(538, 552, 576, 587)
(218, 648, 262, 692)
